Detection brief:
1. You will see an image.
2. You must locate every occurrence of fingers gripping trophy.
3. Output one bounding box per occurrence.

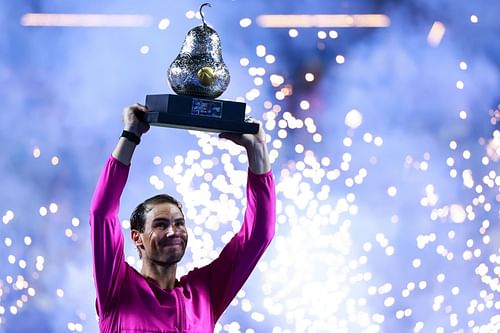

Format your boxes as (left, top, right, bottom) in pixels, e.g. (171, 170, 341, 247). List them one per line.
(145, 3, 258, 134)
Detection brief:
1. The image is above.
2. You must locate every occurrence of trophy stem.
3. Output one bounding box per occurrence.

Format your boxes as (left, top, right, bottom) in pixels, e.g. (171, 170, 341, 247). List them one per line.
(200, 3, 211, 27)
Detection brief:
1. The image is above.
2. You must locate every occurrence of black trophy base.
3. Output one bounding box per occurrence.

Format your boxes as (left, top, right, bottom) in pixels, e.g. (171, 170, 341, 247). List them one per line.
(145, 94, 258, 134)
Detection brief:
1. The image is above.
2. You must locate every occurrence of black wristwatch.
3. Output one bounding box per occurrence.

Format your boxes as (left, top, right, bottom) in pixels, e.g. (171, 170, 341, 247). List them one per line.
(120, 130, 141, 145)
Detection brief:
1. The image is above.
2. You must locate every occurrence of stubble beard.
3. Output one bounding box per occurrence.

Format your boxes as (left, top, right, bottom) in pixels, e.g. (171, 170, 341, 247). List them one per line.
(148, 246, 186, 267)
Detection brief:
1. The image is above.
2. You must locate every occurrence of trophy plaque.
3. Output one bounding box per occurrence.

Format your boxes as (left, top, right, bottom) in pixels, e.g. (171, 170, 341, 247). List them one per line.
(145, 3, 258, 134)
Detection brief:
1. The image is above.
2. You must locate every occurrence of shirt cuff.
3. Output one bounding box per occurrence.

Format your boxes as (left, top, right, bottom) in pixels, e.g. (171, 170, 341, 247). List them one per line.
(248, 168, 273, 178)
(110, 155, 131, 169)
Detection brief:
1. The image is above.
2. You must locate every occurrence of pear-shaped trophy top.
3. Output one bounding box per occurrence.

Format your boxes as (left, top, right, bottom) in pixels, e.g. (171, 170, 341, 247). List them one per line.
(168, 3, 230, 99)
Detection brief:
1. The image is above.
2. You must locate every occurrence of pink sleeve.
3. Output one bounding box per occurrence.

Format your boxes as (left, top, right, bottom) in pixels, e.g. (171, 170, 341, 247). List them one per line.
(89, 156, 129, 315)
(204, 169, 276, 321)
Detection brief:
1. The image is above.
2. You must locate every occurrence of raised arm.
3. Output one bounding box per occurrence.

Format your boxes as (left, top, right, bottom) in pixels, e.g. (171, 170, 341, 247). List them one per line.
(219, 122, 271, 175)
(197, 124, 276, 320)
(112, 104, 150, 165)
(90, 104, 149, 314)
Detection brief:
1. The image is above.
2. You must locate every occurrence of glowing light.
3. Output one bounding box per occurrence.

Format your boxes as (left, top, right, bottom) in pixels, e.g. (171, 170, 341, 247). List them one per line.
(470, 15, 478, 24)
(300, 100, 310, 110)
(19, 259, 27, 269)
(49, 203, 58, 213)
(251, 312, 265, 322)
(462, 169, 474, 188)
(329, 30, 338, 38)
(459, 61, 468, 70)
(140, 45, 150, 54)
(345, 109, 363, 129)
(412, 258, 421, 268)
(39, 206, 48, 216)
(20, 13, 153, 27)
(270, 74, 285, 87)
(254, 77, 264, 86)
(256, 67, 266, 76)
(288, 29, 299, 38)
(317, 31, 327, 39)
(56, 289, 64, 298)
(343, 137, 352, 147)
(256, 14, 391, 28)
(427, 21, 446, 47)
(33, 147, 41, 158)
(456, 80, 464, 89)
(265, 55, 276, 64)
(336, 55, 345, 64)
(3, 210, 14, 224)
(450, 204, 466, 223)
(305, 73, 315, 82)
(246, 88, 261, 101)
(51, 156, 59, 165)
(71, 217, 80, 227)
(240, 18, 252, 28)
(240, 58, 250, 67)
(158, 18, 170, 30)
(256, 45, 266, 57)
(485, 130, 500, 161)
(387, 186, 397, 197)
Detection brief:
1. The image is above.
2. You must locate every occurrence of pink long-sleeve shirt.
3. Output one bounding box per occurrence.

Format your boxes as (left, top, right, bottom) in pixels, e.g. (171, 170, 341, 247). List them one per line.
(90, 156, 276, 333)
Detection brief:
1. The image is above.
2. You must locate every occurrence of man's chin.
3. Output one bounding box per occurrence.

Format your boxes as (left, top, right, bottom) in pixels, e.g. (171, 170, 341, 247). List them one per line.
(151, 254, 184, 266)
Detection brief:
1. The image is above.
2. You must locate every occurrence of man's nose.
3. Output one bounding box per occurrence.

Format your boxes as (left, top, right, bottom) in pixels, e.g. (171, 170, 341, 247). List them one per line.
(166, 224, 175, 237)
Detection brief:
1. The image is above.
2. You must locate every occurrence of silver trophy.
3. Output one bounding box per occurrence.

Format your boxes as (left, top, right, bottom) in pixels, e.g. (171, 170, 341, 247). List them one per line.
(145, 3, 258, 134)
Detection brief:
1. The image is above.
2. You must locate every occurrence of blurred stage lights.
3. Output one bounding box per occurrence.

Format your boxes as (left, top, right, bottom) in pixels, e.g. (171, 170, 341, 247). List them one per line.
(4, 4, 499, 333)
(20, 13, 153, 27)
(305, 73, 315, 82)
(240, 18, 252, 28)
(345, 109, 363, 129)
(427, 21, 446, 47)
(158, 18, 170, 30)
(256, 14, 390, 28)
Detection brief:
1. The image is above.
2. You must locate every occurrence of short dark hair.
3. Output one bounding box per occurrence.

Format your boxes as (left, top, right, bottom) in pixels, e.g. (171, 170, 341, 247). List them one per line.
(130, 194, 184, 233)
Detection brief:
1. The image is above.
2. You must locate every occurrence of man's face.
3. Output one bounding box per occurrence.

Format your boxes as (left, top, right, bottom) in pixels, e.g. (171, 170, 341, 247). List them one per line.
(139, 202, 188, 266)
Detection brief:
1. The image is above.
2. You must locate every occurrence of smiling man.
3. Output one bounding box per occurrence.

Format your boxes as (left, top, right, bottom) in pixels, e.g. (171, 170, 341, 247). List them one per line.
(89, 104, 275, 333)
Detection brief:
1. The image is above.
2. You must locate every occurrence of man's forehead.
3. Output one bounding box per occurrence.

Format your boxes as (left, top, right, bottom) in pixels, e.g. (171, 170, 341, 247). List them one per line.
(146, 202, 183, 218)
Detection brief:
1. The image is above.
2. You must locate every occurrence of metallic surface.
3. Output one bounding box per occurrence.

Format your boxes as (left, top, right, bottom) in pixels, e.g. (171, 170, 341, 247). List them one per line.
(168, 24, 230, 98)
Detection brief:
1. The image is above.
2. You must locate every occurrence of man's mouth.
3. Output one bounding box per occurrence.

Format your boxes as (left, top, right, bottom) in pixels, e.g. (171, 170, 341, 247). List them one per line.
(160, 238, 184, 247)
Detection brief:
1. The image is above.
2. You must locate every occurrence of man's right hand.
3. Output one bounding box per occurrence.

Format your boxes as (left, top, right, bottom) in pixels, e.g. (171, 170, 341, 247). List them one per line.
(112, 104, 150, 166)
(123, 103, 150, 137)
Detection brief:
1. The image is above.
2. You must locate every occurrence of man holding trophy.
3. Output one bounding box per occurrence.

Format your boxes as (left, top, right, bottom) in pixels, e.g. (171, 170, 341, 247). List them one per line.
(89, 4, 275, 333)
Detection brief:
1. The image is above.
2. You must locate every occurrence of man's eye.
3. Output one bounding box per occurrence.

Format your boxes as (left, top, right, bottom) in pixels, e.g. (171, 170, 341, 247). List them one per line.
(156, 223, 166, 229)
(176, 221, 185, 227)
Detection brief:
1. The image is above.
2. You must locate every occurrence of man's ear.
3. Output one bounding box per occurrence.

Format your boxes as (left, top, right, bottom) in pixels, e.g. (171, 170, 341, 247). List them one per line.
(131, 230, 143, 247)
